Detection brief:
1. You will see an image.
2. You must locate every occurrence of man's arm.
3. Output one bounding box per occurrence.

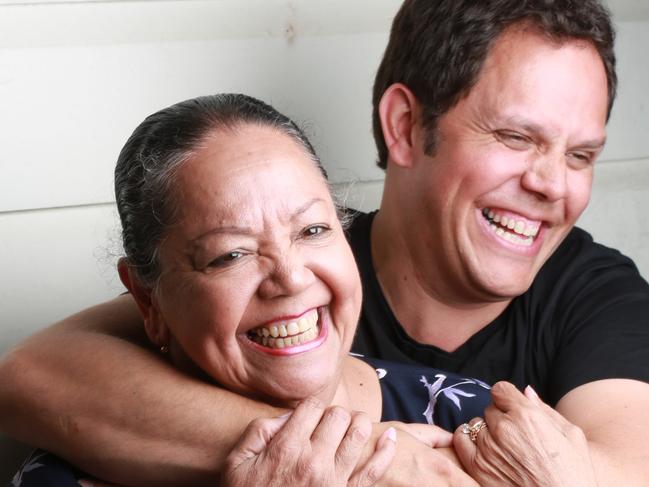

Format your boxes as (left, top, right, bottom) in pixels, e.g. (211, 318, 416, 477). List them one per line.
(0, 295, 281, 487)
(556, 378, 649, 486)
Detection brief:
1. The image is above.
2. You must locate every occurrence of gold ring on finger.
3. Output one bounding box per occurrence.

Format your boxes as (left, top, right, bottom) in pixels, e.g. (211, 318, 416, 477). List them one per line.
(461, 419, 487, 443)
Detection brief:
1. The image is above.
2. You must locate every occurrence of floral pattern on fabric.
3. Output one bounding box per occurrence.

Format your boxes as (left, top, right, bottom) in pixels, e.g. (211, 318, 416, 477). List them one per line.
(8, 450, 83, 487)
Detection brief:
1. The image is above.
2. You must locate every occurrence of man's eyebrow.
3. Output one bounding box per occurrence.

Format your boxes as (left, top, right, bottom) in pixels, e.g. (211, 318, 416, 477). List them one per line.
(572, 137, 607, 150)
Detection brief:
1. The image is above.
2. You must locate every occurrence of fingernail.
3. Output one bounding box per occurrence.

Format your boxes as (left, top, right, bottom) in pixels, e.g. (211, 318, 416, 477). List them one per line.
(525, 385, 540, 401)
(78, 480, 94, 487)
(386, 427, 397, 442)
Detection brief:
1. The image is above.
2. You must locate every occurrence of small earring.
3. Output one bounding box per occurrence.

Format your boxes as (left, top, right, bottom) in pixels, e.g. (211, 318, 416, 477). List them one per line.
(159, 345, 169, 354)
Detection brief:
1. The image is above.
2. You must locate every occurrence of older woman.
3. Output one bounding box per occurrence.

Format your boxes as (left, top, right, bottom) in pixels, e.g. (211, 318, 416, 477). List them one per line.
(11, 93, 491, 486)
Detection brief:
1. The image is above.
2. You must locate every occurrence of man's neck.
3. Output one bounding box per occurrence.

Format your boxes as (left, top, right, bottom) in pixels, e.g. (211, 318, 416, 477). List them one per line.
(371, 209, 510, 353)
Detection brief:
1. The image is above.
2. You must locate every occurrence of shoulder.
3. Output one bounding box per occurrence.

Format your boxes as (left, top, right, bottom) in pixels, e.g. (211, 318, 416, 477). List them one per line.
(546, 226, 638, 271)
(535, 226, 647, 297)
(343, 355, 383, 421)
(527, 228, 649, 404)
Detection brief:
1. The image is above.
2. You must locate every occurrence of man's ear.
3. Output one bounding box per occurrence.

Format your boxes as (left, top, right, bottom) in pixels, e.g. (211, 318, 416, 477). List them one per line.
(117, 258, 170, 348)
(378, 83, 420, 168)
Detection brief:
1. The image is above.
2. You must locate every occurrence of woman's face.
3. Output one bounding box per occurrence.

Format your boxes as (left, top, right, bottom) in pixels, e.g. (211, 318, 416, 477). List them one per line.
(147, 124, 362, 407)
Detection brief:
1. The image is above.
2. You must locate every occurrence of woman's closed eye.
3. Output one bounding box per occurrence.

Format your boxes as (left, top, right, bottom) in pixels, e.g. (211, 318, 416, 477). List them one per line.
(300, 224, 332, 240)
(208, 250, 247, 268)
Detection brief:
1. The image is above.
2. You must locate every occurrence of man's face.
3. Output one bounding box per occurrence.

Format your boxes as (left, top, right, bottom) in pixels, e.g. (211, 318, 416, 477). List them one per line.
(404, 27, 609, 303)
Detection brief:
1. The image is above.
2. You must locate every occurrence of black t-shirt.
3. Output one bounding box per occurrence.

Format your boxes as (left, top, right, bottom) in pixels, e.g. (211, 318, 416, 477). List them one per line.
(348, 210, 649, 406)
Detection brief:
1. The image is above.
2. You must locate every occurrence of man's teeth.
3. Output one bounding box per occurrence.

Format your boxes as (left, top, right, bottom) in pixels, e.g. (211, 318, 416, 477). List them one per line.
(482, 208, 540, 246)
(248, 309, 319, 349)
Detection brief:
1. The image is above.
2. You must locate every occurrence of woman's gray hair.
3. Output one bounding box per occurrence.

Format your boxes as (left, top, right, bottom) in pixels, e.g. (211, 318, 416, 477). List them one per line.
(115, 93, 329, 288)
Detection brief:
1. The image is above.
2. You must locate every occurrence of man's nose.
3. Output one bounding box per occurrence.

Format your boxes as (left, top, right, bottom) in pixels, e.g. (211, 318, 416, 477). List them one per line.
(520, 151, 568, 202)
(257, 251, 315, 300)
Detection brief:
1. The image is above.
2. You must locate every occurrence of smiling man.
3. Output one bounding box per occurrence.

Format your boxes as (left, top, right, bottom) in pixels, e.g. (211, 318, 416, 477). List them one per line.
(2, 0, 649, 486)
(344, 3, 649, 482)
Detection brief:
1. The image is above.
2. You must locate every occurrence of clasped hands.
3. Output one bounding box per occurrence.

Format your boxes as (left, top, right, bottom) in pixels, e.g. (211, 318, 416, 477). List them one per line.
(453, 382, 598, 487)
(221, 383, 598, 486)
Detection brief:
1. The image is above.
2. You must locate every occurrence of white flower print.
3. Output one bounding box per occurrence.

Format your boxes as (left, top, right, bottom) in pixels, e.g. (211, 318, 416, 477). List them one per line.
(11, 451, 47, 487)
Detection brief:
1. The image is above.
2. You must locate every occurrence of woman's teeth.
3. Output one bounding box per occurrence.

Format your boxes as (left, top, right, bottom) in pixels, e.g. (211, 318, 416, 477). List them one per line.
(248, 308, 320, 349)
(482, 208, 540, 247)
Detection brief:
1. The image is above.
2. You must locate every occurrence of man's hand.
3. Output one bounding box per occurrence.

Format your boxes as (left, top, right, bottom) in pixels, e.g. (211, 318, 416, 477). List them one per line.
(222, 398, 396, 487)
(453, 381, 597, 486)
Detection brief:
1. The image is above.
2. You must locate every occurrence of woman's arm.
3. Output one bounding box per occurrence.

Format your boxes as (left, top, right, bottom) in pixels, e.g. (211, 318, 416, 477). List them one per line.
(0, 294, 281, 487)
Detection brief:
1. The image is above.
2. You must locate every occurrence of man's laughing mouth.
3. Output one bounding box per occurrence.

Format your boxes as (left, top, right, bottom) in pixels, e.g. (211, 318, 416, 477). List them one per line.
(482, 207, 541, 247)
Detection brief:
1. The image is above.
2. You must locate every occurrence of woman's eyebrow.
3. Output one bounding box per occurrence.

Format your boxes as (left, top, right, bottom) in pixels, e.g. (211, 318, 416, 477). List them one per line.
(192, 224, 255, 244)
(191, 198, 328, 245)
(290, 198, 327, 221)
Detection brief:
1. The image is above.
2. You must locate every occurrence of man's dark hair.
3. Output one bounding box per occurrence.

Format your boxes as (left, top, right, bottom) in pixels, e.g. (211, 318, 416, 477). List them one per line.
(372, 0, 617, 169)
(115, 93, 325, 287)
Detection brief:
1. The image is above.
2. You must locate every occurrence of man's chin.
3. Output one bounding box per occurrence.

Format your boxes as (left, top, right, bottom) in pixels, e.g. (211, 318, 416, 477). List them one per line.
(468, 270, 536, 302)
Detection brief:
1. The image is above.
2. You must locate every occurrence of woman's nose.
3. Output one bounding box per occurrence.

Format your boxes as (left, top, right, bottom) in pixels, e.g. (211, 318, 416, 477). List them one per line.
(257, 252, 315, 300)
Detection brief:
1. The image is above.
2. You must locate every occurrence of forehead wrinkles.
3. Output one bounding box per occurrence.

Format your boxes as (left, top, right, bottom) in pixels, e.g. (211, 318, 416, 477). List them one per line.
(164, 122, 330, 234)
(172, 161, 330, 240)
(466, 29, 607, 136)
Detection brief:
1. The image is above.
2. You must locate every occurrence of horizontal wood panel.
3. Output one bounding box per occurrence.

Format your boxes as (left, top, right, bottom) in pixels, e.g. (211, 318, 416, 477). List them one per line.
(1, 0, 647, 213)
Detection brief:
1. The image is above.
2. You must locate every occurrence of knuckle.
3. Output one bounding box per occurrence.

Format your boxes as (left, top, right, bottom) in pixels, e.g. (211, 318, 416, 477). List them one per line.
(326, 405, 352, 424)
(247, 416, 270, 431)
(302, 396, 325, 411)
(345, 426, 369, 450)
(429, 454, 453, 478)
(221, 453, 240, 473)
(347, 415, 371, 444)
(490, 417, 512, 439)
(295, 456, 320, 480)
(484, 404, 497, 420)
(352, 464, 383, 487)
(350, 410, 371, 427)
(565, 422, 587, 442)
(267, 436, 299, 462)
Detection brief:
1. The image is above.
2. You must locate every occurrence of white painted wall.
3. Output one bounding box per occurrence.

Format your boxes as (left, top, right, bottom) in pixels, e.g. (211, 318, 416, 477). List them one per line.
(1, 0, 648, 478)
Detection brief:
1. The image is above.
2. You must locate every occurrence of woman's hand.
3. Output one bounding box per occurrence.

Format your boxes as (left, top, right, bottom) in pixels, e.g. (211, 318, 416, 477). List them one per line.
(221, 397, 396, 487)
(453, 381, 597, 486)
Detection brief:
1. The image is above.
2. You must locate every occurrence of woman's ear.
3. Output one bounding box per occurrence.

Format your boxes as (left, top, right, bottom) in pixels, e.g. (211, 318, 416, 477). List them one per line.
(117, 258, 170, 348)
(378, 83, 420, 168)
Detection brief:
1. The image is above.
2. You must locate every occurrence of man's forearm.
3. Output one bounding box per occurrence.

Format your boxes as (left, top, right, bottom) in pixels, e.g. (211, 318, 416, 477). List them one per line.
(0, 296, 281, 486)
